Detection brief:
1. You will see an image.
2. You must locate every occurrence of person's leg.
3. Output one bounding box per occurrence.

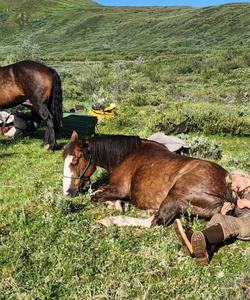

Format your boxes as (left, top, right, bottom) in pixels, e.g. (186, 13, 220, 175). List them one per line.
(174, 214, 250, 266)
(191, 223, 224, 266)
(174, 218, 225, 265)
(207, 214, 250, 240)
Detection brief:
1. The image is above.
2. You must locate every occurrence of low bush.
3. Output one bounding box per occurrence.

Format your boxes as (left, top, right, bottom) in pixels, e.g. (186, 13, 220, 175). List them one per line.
(226, 155, 250, 170)
(154, 102, 250, 136)
(179, 135, 223, 160)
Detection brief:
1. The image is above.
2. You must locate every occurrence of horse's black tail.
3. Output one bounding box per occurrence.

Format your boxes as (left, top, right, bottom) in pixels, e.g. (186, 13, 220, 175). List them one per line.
(49, 68, 63, 132)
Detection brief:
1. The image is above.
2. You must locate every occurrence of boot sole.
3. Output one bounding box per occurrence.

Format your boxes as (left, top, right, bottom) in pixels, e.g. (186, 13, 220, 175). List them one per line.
(173, 219, 193, 255)
(191, 231, 209, 266)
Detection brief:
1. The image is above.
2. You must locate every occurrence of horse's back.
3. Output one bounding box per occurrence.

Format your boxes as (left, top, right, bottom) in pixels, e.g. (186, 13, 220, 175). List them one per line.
(172, 158, 228, 199)
(6, 60, 48, 70)
(13, 60, 53, 82)
(0, 60, 53, 105)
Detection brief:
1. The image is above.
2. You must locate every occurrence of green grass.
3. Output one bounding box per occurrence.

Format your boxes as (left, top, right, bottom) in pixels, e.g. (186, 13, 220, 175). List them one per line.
(0, 131, 250, 299)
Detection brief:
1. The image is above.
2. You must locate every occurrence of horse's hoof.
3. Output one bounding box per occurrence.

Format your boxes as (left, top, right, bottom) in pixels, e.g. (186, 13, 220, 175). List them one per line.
(150, 215, 159, 227)
(44, 144, 60, 151)
(104, 200, 124, 211)
(44, 144, 50, 150)
(114, 200, 124, 212)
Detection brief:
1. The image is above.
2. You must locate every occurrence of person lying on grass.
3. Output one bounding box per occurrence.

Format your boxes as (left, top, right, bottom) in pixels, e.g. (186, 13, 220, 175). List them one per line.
(174, 169, 250, 266)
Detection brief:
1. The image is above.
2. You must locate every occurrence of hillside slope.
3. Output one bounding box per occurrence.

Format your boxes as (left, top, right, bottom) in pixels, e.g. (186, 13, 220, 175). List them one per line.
(0, 1, 249, 58)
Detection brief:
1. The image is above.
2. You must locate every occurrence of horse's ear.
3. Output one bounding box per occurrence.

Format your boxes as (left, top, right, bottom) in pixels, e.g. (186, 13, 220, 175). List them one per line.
(71, 131, 78, 141)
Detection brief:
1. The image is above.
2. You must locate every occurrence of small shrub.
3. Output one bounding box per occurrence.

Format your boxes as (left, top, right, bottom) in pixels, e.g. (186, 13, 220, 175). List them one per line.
(175, 61, 193, 74)
(59, 68, 74, 80)
(143, 63, 163, 82)
(77, 63, 105, 94)
(109, 63, 131, 98)
(127, 93, 148, 106)
(243, 53, 250, 66)
(62, 81, 83, 103)
(226, 156, 250, 171)
(181, 135, 223, 160)
(217, 58, 243, 74)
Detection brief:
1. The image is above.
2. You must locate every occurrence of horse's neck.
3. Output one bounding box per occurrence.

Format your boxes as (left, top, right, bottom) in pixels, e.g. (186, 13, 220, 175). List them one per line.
(90, 136, 142, 171)
(94, 155, 113, 171)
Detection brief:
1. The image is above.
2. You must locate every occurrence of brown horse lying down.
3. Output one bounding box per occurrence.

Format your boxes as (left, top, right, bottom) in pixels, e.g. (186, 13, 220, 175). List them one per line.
(63, 132, 228, 227)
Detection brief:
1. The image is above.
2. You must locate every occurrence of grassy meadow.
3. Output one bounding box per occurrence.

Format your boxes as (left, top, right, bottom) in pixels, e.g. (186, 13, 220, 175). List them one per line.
(1, 0, 250, 299)
(1, 133, 250, 299)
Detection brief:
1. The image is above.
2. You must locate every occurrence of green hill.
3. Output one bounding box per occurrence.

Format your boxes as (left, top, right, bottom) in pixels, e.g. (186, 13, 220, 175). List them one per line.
(0, 1, 249, 59)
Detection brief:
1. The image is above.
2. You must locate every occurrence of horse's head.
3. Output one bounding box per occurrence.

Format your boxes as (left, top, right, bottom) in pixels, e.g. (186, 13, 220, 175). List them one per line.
(63, 131, 96, 196)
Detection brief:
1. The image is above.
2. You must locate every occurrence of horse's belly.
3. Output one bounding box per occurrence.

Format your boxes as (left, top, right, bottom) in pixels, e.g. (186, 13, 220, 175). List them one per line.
(133, 192, 165, 210)
(0, 89, 25, 108)
(130, 169, 172, 210)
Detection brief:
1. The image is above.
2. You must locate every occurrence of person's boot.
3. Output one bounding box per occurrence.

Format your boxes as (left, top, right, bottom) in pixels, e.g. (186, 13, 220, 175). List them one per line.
(173, 219, 193, 255)
(191, 223, 224, 266)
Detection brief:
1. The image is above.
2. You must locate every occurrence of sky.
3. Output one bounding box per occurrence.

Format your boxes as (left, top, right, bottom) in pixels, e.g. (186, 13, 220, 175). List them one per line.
(95, 0, 250, 7)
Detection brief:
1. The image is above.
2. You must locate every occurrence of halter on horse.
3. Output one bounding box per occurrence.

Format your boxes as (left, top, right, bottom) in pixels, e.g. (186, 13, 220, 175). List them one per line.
(63, 131, 228, 227)
(0, 60, 63, 149)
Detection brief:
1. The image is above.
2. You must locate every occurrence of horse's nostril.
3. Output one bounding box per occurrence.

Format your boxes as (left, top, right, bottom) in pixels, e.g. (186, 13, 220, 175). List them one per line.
(67, 187, 79, 197)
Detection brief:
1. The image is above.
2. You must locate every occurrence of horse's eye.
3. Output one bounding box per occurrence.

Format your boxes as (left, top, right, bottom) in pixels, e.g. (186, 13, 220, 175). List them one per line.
(70, 157, 78, 165)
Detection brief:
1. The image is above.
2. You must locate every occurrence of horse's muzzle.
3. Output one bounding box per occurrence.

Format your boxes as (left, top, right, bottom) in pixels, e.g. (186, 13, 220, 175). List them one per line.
(65, 187, 79, 197)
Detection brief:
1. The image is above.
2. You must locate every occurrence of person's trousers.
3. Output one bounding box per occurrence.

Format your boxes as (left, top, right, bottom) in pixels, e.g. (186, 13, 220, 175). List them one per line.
(208, 213, 250, 241)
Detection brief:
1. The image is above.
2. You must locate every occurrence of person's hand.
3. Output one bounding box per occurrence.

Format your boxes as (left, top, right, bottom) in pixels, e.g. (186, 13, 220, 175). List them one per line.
(237, 198, 250, 209)
(231, 177, 249, 193)
(221, 202, 235, 215)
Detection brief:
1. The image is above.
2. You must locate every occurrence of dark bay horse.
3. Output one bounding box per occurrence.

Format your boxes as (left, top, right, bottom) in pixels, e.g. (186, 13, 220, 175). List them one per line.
(63, 131, 228, 227)
(0, 60, 63, 149)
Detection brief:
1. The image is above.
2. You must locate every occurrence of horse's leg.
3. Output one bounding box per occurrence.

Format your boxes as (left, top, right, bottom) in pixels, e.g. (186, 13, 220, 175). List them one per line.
(97, 188, 183, 228)
(151, 192, 185, 227)
(91, 184, 128, 203)
(32, 101, 56, 149)
(151, 190, 224, 227)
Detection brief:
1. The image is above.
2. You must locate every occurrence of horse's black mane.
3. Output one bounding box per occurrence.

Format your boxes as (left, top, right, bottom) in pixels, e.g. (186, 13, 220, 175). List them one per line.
(89, 134, 141, 170)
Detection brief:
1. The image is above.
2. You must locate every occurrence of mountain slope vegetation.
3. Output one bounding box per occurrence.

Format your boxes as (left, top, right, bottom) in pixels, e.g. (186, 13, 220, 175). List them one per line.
(0, 1, 249, 59)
